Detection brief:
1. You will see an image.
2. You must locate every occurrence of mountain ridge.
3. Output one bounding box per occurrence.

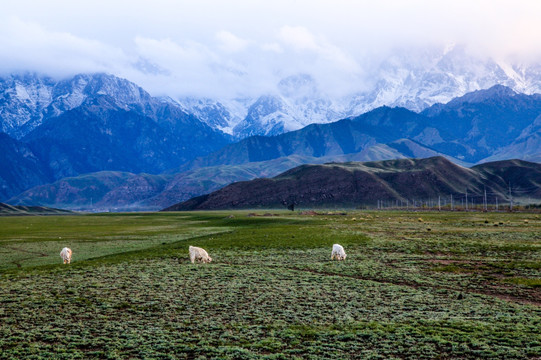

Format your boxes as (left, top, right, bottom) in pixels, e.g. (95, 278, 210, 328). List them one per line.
(2, 73, 541, 208)
(164, 157, 541, 211)
(178, 47, 541, 138)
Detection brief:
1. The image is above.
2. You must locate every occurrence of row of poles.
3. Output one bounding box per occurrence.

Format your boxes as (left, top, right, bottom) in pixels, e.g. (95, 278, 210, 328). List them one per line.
(375, 185, 538, 211)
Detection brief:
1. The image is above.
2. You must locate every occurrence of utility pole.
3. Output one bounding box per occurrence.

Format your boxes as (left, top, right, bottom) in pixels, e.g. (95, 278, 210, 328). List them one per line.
(465, 189, 468, 210)
(451, 194, 454, 211)
(484, 187, 487, 212)
(496, 197, 498, 211)
(509, 182, 513, 211)
(438, 195, 441, 211)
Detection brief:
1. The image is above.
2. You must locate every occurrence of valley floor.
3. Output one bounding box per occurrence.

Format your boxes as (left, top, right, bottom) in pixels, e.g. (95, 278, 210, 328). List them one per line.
(0, 210, 540, 359)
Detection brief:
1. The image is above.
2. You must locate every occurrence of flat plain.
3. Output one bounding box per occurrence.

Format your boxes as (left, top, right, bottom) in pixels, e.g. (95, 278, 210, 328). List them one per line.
(0, 210, 540, 359)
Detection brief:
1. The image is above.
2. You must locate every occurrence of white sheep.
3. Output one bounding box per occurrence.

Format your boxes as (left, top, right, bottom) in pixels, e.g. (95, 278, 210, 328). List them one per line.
(331, 244, 347, 261)
(60, 247, 72, 264)
(189, 246, 212, 264)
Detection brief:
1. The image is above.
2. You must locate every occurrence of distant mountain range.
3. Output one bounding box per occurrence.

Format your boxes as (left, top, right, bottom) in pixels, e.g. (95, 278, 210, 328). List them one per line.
(7, 155, 355, 211)
(0, 202, 74, 216)
(178, 46, 541, 138)
(2, 70, 541, 210)
(164, 157, 541, 211)
(181, 86, 541, 169)
(0, 73, 232, 200)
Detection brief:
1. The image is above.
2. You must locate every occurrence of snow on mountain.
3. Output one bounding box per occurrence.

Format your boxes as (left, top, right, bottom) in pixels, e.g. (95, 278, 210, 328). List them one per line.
(183, 46, 541, 139)
(4, 46, 541, 141)
(173, 96, 250, 135)
(0, 73, 157, 138)
(174, 74, 347, 138)
(231, 74, 349, 138)
(0, 74, 55, 138)
(348, 45, 517, 115)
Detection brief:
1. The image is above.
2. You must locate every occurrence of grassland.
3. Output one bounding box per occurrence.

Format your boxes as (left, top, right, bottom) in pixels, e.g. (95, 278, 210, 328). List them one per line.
(0, 210, 540, 359)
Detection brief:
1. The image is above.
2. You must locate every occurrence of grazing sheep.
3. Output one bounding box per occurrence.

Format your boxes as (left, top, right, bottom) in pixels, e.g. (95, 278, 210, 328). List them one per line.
(60, 247, 72, 264)
(331, 244, 347, 261)
(189, 246, 212, 264)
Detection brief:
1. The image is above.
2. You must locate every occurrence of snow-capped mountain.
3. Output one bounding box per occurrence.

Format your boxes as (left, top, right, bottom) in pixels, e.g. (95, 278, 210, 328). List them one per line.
(177, 74, 349, 138)
(233, 74, 346, 138)
(0, 72, 233, 200)
(173, 96, 250, 135)
(348, 45, 533, 114)
(7, 46, 541, 141)
(176, 46, 541, 139)
(0, 73, 155, 138)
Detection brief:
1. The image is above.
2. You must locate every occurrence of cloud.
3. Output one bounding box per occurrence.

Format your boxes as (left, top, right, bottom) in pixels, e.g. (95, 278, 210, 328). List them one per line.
(275, 26, 363, 95)
(216, 31, 249, 53)
(1, 1, 541, 100)
(0, 17, 130, 78)
(261, 43, 283, 53)
(279, 26, 319, 51)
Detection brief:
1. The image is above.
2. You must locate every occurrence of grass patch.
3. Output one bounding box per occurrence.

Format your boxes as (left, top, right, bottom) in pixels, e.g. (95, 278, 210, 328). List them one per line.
(0, 210, 540, 359)
(504, 277, 541, 288)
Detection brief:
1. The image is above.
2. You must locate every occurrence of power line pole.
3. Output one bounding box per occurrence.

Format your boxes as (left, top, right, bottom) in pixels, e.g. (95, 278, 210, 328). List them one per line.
(484, 187, 487, 212)
(438, 195, 441, 211)
(509, 182, 513, 211)
(465, 189, 468, 210)
(451, 194, 454, 211)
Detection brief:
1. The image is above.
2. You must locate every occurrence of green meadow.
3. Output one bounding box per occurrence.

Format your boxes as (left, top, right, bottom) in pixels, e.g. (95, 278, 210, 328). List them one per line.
(0, 210, 540, 359)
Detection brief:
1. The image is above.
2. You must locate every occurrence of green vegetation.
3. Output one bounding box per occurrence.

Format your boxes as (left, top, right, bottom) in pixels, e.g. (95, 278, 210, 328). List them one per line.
(0, 210, 540, 359)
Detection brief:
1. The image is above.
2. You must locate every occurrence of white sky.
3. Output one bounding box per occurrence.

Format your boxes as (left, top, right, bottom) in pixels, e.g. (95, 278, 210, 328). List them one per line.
(1, 0, 541, 98)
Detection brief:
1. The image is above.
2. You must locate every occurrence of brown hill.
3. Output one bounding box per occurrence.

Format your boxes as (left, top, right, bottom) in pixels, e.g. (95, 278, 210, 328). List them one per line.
(163, 157, 541, 210)
(0, 202, 75, 216)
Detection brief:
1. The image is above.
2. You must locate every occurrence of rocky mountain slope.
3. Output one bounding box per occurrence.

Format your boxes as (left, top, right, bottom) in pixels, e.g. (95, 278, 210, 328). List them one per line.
(421, 85, 541, 162)
(22, 95, 230, 178)
(0, 73, 232, 200)
(10, 154, 390, 210)
(6, 84, 541, 209)
(181, 85, 541, 172)
(2, 72, 541, 209)
(0, 73, 160, 139)
(165, 157, 541, 211)
(0, 202, 74, 216)
(0, 132, 50, 200)
(179, 47, 541, 138)
(180, 106, 430, 171)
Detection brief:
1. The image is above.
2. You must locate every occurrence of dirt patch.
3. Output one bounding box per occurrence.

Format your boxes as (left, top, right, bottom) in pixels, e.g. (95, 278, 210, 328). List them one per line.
(4, 246, 48, 257)
(283, 265, 541, 307)
(426, 259, 472, 265)
(4, 246, 50, 269)
(299, 211, 319, 216)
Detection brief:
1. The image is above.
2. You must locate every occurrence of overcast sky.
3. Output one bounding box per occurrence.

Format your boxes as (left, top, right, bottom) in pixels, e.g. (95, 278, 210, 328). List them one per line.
(1, 0, 540, 98)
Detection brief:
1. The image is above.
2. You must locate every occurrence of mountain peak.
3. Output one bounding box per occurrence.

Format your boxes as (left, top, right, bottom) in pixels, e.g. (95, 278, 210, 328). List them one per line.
(0, 72, 158, 138)
(446, 85, 517, 106)
(421, 84, 520, 118)
(277, 74, 318, 97)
